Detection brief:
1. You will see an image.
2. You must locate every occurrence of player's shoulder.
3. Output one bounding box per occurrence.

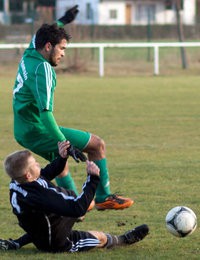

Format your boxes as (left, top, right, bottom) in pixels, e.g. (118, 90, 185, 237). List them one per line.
(35, 61, 54, 76)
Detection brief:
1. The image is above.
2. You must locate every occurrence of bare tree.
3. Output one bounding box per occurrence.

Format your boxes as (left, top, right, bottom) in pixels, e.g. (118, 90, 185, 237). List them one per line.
(174, 0, 188, 69)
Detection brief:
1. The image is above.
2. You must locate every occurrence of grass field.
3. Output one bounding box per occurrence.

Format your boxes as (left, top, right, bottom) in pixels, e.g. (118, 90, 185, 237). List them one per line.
(0, 73, 200, 259)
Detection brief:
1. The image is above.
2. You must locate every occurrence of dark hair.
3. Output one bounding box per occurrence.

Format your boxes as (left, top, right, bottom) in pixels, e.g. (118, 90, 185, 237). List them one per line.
(35, 23, 71, 50)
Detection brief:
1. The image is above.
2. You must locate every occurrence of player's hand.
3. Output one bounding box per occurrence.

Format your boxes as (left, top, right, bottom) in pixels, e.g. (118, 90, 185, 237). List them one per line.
(86, 160, 100, 177)
(58, 5, 79, 25)
(58, 141, 71, 158)
(67, 145, 87, 163)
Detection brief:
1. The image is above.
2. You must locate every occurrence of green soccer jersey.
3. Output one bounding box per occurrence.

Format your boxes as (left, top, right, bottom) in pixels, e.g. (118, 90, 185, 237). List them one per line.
(13, 38, 64, 144)
(13, 36, 90, 162)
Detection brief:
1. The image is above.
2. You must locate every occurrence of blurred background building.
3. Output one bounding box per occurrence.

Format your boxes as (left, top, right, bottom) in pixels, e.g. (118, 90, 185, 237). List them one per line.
(56, 0, 196, 25)
(0, 0, 55, 24)
(0, 0, 198, 25)
(1, 1, 200, 43)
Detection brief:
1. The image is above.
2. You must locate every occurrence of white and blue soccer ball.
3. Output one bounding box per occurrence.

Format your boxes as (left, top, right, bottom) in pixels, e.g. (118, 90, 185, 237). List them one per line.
(165, 206, 197, 237)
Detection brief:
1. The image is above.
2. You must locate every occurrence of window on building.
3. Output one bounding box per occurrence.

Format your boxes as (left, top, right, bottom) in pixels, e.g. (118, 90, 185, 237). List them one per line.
(10, 0, 23, 11)
(86, 3, 92, 19)
(38, 0, 55, 6)
(136, 4, 155, 23)
(165, 0, 173, 9)
(110, 9, 117, 19)
(179, 0, 184, 10)
(165, 0, 184, 10)
(0, 0, 3, 11)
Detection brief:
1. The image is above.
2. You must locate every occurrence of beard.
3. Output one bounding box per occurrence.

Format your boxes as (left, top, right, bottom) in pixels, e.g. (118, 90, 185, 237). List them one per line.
(49, 49, 57, 67)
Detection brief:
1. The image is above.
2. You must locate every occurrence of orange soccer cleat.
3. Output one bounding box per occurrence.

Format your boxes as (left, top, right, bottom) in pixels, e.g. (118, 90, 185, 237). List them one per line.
(95, 194, 134, 211)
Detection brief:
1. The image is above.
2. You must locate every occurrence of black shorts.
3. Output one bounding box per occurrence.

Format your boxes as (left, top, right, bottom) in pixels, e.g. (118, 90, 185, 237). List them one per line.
(68, 230, 100, 252)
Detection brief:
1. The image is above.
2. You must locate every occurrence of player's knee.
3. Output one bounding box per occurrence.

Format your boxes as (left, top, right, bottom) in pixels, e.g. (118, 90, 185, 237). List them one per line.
(88, 231, 107, 248)
(95, 136, 105, 153)
(85, 135, 106, 159)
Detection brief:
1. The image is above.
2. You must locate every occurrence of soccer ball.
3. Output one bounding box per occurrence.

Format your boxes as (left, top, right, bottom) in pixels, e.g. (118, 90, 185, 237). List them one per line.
(165, 206, 197, 237)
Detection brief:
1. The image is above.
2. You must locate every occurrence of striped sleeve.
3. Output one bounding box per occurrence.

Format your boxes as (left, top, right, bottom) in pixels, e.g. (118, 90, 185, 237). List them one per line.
(35, 62, 56, 112)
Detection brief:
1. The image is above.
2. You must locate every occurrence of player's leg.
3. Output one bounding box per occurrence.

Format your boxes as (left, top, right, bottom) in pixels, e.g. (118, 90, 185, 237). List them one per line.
(55, 162, 78, 195)
(89, 224, 149, 249)
(83, 134, 134, 210)
(68, 231, 101, 252)
(68, 224, 149, 252)
(59, 128, 111, 203)
(0, 224, 149, 251)
(60, 127, 133, 210)
(0, 233, 31, 250)
(103, 224, 149, 248)
(83, 134, 111, 201)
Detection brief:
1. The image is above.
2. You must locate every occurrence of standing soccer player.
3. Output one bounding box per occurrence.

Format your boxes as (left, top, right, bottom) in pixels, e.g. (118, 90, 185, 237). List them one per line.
(12, 6, 133, 210)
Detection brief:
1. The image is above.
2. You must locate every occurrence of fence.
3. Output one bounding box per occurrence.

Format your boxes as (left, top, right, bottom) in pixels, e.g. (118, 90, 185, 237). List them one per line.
(1, 42, 200, 76)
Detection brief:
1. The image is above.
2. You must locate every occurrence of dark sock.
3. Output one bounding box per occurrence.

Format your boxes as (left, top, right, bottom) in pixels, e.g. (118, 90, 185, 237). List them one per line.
(105, 234, 125, 249)
(14, 234, 32, 248)
(94, 158, 111, 203)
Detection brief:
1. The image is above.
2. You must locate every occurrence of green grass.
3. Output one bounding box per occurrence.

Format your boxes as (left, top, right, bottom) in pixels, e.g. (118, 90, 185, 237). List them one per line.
(0, 74, 200, 259)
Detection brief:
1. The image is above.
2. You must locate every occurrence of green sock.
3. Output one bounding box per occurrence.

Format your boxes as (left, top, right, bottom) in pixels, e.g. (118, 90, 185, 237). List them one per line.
(56, 172, 78, 195)
(94, 158, 111, 203)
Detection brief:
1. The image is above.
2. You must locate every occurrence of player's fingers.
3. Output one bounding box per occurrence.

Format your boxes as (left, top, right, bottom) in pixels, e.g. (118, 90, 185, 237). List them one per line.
(86, 161, 100, 175)
(58, 141, 70, 154)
